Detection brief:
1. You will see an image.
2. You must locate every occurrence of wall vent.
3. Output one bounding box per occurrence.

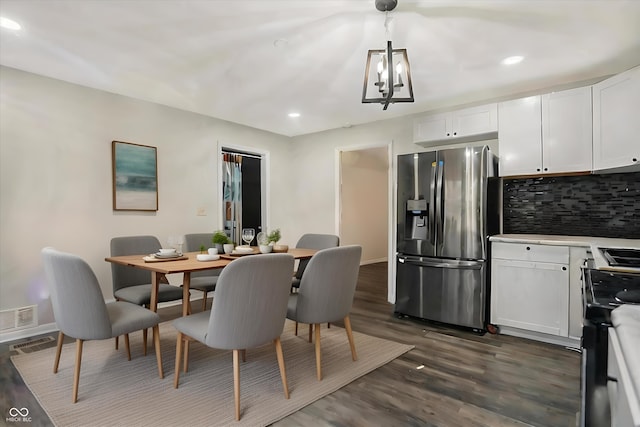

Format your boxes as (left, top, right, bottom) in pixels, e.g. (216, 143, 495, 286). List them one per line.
(0, 305, 38, 332)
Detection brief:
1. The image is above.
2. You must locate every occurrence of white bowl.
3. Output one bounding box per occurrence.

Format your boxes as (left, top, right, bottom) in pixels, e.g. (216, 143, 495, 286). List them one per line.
(159, 248, 177, 255)
(197, 254, 219, 261)
(259, 245, 273, 254)
(208, 248, 218, 255)
(235, 246, 254, 253)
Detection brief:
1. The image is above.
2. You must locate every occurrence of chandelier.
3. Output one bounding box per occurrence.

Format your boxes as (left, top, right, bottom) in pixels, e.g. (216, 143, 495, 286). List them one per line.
(362, 0, 414, 110)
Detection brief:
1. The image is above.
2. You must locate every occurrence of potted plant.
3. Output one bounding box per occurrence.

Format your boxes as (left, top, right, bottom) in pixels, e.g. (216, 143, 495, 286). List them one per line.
(267, 228, 288, 253)
(212, 230, 230, 252)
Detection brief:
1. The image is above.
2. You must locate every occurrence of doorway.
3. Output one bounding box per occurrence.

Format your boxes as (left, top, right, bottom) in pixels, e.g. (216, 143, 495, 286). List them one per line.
(220, 147, 266, 246)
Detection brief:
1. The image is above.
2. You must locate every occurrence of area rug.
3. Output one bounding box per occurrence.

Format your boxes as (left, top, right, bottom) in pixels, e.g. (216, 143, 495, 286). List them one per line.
(11, 320, 413, 426)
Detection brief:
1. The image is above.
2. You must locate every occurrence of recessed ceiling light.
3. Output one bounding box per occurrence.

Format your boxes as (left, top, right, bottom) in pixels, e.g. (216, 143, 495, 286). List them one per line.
(288, 112, 300, 118)
(0, 16, 21, 31)
(501, 55, 524, 66)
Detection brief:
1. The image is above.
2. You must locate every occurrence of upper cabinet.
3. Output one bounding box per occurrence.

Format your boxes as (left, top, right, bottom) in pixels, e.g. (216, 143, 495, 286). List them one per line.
(498, 86, 592, 177)
(413, 103, 498, 146)
(592, 66, 640, 171)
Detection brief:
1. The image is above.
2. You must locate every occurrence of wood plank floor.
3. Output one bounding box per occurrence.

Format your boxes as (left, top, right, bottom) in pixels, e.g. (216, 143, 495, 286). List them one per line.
(0, 262, 580, 427)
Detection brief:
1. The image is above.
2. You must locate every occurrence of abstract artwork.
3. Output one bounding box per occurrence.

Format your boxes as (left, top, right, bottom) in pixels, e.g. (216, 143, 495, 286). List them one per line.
(112, 141, 158, 211)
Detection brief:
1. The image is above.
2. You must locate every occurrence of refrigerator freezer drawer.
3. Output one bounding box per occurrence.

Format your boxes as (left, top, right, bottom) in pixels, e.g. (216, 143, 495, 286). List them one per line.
(395, 255, 486, 330)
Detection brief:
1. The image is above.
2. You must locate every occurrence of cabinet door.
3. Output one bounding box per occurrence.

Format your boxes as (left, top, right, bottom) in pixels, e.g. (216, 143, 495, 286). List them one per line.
(413, 112, 450, 142)
(452, 103, 498, 137)
(498, 96, 542, 176)
(593, 66, 640, 170)
(491, 259, 569, 336)
(542, 86, 593, 173)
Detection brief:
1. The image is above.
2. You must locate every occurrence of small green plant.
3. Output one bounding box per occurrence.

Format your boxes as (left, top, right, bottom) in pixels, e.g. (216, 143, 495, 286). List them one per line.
(267, 228, 281, 244)
(212, 230, 230, 245)
(199, 245, 206, 254)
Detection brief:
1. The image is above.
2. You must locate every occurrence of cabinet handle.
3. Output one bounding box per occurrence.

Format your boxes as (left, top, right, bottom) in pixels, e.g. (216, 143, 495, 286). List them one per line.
(536, 168, 541, 172)
(562, 266, 567, 271)
(446, 132, 450, 137)
(526, 246, 531, 251)
(544, 167, 548, 171)
(633, 158, 638, 162)
(453, 132, 457, 136)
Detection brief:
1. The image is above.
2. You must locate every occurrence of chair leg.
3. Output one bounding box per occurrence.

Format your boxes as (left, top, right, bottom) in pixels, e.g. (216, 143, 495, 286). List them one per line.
(201, 291, 208, 312)
(142, 328, 148, 356)
(240, 349, 246, 363)
(174, 332, 183, 389)
(153, 325, 164, 379)
(274, 337, 290, 399)
(314, 324, 322, 380)
(72, 339, 84, 403)
(183, 341, 190, 373)
(308, 324, 313, 343)
(344, 315, 358, 361)
(328, 322, 331, 328)
(233, 349, 241, 421)
(294, 321, 298, 336)
(54, 331, 64, 374)
(124, 334, 131, 361)
(115, 336, 119, 350)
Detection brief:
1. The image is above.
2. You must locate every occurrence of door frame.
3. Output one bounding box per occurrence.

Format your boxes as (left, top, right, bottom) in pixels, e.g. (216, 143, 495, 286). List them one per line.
(217, 141, 270, 235)
(334, 140, 394, 302)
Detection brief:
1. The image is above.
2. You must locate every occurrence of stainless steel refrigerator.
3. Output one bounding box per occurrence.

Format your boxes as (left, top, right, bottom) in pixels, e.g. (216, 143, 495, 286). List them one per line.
(395, 145, 500, 332)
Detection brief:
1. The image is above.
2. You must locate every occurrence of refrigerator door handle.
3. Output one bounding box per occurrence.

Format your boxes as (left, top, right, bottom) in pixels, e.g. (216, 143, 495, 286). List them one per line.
(429, 161, 437, 245)
(399, 256, 484, 270)
(435, 162, 444, 249)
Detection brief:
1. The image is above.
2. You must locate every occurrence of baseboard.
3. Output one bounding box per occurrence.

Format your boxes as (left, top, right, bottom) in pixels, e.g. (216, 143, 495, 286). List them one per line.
(0, 322, 59, 344)
(497, 325, 580, 350)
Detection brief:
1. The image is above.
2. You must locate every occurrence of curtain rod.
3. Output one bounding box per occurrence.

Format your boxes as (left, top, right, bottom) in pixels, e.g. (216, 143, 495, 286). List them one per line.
(221, 149, 263, 160)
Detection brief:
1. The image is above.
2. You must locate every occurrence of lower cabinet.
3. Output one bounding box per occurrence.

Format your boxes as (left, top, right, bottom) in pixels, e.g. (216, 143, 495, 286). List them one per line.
(491, 242, 570, 338)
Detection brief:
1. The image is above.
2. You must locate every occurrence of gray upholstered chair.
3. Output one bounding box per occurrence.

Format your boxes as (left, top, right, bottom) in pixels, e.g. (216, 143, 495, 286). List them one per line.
(291, 233, 340, 290)
(173, 253, 295, 421)
(286, 245, 362, 381)
(183, 233, 221, 311)
(110, 235, 187, 353)
(41, 247, 163, 403)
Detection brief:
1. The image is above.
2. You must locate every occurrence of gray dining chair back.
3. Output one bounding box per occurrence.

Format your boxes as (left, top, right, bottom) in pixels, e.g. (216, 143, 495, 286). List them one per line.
(173, 253, 295, 421)
(183, 233, 221, 310)
(110, 235, 162, 292)
(287, 245, 362, 380)
(294, 234, 340, 280)
(41, 247, 163, 403)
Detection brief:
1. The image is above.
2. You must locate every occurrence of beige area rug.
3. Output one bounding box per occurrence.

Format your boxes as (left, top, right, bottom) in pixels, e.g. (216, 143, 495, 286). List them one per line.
(11, 320, 413, 427)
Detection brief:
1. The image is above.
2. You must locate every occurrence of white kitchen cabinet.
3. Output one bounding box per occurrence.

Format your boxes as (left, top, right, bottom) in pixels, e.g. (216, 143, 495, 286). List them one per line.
(491, 242, 570, 337)
(592, 65, 640, 171)
(414, 103, 497, 145)
(498, 86, 592, 176)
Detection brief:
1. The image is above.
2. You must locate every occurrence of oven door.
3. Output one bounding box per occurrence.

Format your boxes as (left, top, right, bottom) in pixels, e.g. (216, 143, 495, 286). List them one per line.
(581, 318, 612, 427)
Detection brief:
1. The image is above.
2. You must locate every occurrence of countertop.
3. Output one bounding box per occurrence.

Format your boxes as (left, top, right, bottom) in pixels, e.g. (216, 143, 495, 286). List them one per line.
(490, 234, 640, 273)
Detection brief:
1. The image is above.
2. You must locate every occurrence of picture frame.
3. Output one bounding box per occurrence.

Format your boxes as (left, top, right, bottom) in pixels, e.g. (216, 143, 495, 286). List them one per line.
(112, 141, 158, 211)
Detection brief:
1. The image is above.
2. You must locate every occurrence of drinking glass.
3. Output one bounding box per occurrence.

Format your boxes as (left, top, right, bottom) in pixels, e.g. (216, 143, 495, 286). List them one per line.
(242, 228, 255, 246)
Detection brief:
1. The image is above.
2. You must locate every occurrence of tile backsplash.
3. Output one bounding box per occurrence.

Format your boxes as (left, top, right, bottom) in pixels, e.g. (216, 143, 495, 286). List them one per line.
(503, 172, 640, 239)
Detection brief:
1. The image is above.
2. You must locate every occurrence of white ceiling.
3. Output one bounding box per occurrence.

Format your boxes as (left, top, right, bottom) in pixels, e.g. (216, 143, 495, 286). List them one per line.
(1, 0, 639, 137)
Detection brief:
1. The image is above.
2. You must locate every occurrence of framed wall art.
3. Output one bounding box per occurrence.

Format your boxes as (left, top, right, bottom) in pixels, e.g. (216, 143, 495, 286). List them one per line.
(112, 141, 158, 211)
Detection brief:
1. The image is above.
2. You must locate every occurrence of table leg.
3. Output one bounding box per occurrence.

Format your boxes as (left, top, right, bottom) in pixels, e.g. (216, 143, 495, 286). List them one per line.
(150, 272, 161, 313)
(182, 272, 191, 317)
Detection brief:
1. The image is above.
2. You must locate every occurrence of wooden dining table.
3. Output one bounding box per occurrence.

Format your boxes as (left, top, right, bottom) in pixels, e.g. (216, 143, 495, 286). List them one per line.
(105, 247, 317, 316)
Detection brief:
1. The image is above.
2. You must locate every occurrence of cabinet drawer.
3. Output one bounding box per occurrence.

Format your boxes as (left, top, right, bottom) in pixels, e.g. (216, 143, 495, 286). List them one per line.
(492, 242, 569, 264)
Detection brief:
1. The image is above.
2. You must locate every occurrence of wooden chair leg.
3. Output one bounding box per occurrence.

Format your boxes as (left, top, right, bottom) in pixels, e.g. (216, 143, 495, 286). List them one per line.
(294, 321, 298, 336)
(233, 349, 241, 421)
(72, 339, 84, 403)
(183, 340, 190, 373)
(174, 332, 183, 388)
(274, 337, 289, 399)
(308, 323, 313, 343)
(153, 325, 164, 379)
(142, 328, 148, 356)
(201, 291, 208, 311)
(124, 334, 131, 361)
(344, 315, 358, 361)
(54, 331, 64, 374)
(314, 324, 322, 380)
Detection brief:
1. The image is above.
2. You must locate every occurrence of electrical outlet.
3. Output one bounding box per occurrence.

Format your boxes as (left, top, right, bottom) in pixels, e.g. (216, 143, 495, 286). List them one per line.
(196, 207, 206, 216)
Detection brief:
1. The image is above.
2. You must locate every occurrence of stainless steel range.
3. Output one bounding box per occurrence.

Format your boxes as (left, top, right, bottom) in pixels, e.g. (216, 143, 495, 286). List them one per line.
(581, 253, 640, 427)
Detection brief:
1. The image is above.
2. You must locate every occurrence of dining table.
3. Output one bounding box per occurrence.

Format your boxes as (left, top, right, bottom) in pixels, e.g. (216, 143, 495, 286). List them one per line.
(105, 247, 317, 316)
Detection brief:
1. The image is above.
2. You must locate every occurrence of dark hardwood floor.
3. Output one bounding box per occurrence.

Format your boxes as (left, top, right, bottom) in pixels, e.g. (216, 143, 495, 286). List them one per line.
(1, 262, 580, 426)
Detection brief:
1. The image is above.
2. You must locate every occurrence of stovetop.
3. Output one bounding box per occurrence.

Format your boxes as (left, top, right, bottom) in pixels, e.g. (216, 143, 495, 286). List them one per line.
(600, 247, 640, 268)
(583, 268, 640, 323)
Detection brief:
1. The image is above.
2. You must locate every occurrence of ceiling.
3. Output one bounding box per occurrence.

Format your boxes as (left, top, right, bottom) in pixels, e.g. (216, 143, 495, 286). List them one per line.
(1, 0, 639, 137)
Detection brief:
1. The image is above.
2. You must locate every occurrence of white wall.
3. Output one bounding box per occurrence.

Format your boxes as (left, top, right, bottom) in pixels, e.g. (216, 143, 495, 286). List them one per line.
(0, 66, 292, 328)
